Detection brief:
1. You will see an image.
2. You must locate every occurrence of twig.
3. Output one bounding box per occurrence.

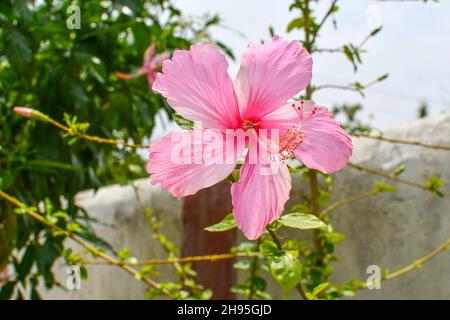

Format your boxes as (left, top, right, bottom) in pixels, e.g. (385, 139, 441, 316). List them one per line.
(247, 249, 260, 300)
(309, 170, 321, 217)
(360, 238, 450, 289)
(0, 190, 173, 298)
(268, 229, 283, 251)
(81, 252, 261, 266)
(348, 162, 429, 191)
(310, 0, 339, 45)
(315, 77, 380, 93)
(47, 118, 147, 149)
(14, 108, 147, 149)
(320, 190, 378, 218)
(351, 132, 450, 151)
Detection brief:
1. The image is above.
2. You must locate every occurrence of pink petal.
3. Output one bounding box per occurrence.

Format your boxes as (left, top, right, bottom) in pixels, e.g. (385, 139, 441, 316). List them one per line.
(294, 103, 353, 174)
(153, 44, 241, 130)
(231, 155, 291, 240)
(234, 36, 312, 121)
(151, 52, 170, 67)
(143, 44, 156, 65)
(147, 129, 245, 198)
(257, 101, 300, 131)
(146, 71, 156, 91)
(13, 107, 33, 118)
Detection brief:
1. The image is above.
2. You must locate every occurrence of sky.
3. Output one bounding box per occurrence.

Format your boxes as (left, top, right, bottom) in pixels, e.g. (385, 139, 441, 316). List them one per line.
(156, 0, 450, 132)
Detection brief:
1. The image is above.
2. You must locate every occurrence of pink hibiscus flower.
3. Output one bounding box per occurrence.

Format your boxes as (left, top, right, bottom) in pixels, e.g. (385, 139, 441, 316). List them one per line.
(148, 36, 352, 240)
(116, 43, 170, 91)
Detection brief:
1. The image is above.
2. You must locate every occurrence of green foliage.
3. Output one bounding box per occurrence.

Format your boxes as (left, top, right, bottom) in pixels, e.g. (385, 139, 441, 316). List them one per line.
(278, 213, 325, 230)
(373, 181, 397, 193)
(0, 0, 223, 299)
(426, 176, 444, 197)
(259, 240, 302, 292)
(172, 113, 195, 130)
(204, 213, 236, 232)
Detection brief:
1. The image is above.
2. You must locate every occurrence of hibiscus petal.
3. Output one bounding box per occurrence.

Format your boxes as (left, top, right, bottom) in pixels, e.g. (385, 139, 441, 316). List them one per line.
(234, 36, 312, 121)
(153, 44, 241, 130)
(143, 44, 156, 65)
(231, 156, 291, 240)
(151, 52, 170, 67)
(258, 101, 301, 131)
(294, 103, 352, 174)
(146, 72, 156, 91)
(147, 129, 245, 198)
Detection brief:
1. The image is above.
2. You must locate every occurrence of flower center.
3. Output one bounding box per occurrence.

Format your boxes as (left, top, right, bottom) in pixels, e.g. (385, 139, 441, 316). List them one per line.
(242, 119, 256, 130)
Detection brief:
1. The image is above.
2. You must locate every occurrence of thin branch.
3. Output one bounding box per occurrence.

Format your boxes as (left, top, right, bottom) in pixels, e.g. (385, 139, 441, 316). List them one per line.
(313, 47, 342, 53)
(309, 169, 321, 217)
(0, 190, 173, 298)
(268, 229, 283, 250)
(247, 243, 261, 300)
(310, 0, 339, 45)
(14, 108, 147, 149)
(82, 252, 260, 266)
(313, 25, 378, 54)
(315, 77, 381, 94)
(348, 162, 429, 191)
(360, 238, 450, 289)
(320, 190, 379, 218)
(351, 132, 450, 151)
(47, 118, 148, 149)
(315, 84, 359, 92)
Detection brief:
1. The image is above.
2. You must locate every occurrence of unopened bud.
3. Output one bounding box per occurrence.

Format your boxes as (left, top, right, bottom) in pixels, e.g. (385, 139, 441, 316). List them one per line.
(14, 107, 50, 122)
(13, 107, 33, 118)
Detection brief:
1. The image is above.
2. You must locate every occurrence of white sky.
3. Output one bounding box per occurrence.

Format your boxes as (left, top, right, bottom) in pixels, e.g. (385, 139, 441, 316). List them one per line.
(166, 0, 450, 131)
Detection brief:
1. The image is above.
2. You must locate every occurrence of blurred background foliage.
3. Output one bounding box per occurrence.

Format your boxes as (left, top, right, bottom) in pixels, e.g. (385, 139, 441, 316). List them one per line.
(0, 0, 225, 299)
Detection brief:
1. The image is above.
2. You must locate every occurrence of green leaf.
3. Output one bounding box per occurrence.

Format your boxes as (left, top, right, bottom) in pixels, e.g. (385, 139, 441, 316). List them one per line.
(373, 181, 396, 193)
(427, 176, 444, 197)
(259, 240, 280, 256)
(312, 282, 329, 296)
(118, 248, 129, 260)
(392, 163, 406, 177)
(250, 276, 267, 291)
(256, 290, 272, 300)
(172, 114, 195, 130)
(0, 281, 17, 300)
(267, 252, 302, 292)
(370, 27, 382, 37)
(204, 213, 236, 232)
(377, 73, 389, 82)
(17, 245, 35, 281)
(4, 28, 32, 72)
(343, 44, 357, 72)
(278, 213, 326, 230)
(287, 18, 303, 32)
(233, 260, 251, 270)
(216, 41, 235, 60)
(325, 232, 346, 244)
